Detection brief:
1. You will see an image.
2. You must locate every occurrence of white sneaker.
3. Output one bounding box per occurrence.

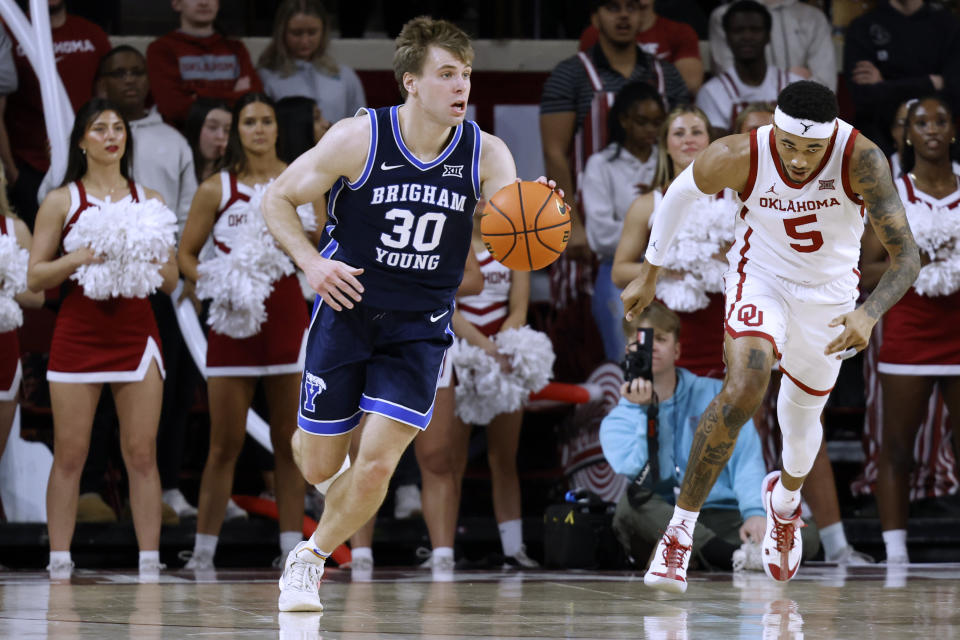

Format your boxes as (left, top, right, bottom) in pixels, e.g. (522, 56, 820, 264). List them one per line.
(224, 498, 248, 521)
(47, 558, 74, 580)
(826, 545, 875, 565)
(350, 555, 373, 582)
(643, 521, 693, 594)
(393, 484, 422, 520)
(431, 555, 456, 582)
(732, 541, 763, 572)
(139, 557, 166, 582)
(278, 611, 323, 640)
(162, 489, 198, 518)
(181, 549, 215, 570)
(503, 546, 539, 569)
(416, 546, 433, 569)
(278, 541, 325, 612)
(760, 471, 803, 582)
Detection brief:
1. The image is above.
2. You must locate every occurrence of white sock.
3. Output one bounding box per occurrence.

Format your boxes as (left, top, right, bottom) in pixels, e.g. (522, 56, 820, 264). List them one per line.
(669, 506, 699, 531)
(194, 533, 218, 556)
(882, 529, 908, 560)
(820, 522, 848, 559)
(279, 531, 302, 557)
(351, 546, 373, 561)
(498, 519, 523, 556)
(49, 551, 71, 565)
(298, 535, 331, 566)
(432, 546, 454, 560)
(772, 478, 801, 518)
(139, 550, 159, 565)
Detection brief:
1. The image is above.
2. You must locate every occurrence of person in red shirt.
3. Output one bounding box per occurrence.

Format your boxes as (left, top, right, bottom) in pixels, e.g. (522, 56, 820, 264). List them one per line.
(5, 0, 110, 228)
(579, 0, 703, 94)
(146, 0, 262, 131)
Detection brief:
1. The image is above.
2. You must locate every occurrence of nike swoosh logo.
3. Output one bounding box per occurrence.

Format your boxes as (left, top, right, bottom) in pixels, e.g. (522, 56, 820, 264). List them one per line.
(429, 310, 449, 322)
(380, 162, 403, 170)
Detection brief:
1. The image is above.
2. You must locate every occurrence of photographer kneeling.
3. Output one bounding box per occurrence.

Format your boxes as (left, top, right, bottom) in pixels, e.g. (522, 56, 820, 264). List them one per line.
(600, 302, 819, 571)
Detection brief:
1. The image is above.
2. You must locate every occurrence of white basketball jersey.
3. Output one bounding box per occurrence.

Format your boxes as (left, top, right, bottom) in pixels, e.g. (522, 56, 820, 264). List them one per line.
(728, 121, 865, 288)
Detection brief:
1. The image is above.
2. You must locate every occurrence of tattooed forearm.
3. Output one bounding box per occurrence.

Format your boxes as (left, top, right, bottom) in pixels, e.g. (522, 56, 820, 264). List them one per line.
(702, 442, 733, 464)
(856, 147, 921, 321)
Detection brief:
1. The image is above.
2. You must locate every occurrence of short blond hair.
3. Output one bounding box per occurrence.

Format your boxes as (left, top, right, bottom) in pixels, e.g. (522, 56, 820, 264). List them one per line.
(393, 16, 474, 99)
(622, 301, 681, 340)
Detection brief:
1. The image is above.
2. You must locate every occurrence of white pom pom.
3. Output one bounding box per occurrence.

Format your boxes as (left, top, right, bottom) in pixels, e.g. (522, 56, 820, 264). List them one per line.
(197, 185, 295, 338)
(62, 197, 177, 299)
(296, 202, 318, 232)
(0, 296, 23, 332)
(493, 326, 555, 393)
(0, 233, 29, 298)
(905, 201, 960, 297)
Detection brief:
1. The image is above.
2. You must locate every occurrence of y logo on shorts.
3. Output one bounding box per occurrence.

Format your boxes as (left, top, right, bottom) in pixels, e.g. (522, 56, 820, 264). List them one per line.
(302, 372, 327, 412)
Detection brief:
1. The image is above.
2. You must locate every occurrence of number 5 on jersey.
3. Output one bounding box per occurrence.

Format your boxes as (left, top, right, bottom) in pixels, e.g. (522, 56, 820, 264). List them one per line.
(783, 214, 824, 253)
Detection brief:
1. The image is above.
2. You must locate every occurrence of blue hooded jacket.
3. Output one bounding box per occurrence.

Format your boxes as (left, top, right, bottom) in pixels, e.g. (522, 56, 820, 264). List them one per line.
(599, 367, 766, 520)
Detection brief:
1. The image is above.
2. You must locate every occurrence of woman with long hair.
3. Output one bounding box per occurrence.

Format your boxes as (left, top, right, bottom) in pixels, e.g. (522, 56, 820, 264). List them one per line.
(184, 99, 232, 184)
(28, 98, 178, 577)
(275, 95, 331, 164)
(861, 95, 960, 564)
(581, 82, 665, 362)
(178, 92, 319, 569)
(258, 0, 366, 125)
(612, 105, 732, 377)
(0, 167, 43, 462)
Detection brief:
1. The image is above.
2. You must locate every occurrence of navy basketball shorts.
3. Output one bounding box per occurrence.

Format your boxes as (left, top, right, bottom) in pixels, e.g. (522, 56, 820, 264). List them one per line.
(297, 298, 455, 436)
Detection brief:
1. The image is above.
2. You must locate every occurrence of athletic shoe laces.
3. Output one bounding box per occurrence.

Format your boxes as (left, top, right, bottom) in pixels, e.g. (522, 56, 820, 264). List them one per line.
(661, 531, 691, 569)
(772, 519, 797, 553)
(287, 560, 322, 591)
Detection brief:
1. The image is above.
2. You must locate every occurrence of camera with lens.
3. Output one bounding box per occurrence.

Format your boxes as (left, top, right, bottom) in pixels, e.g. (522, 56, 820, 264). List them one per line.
(621, 327, 654, 383)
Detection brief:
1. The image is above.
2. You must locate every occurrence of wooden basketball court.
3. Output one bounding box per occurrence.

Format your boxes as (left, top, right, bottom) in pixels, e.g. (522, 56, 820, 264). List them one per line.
(1, 563, 958, 638)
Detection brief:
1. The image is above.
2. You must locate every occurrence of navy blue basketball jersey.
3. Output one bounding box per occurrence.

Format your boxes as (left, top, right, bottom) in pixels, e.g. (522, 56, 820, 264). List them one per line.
(319, 105, 482, 311)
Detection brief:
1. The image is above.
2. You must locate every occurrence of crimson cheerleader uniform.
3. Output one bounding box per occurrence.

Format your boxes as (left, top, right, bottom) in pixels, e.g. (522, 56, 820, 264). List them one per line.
(0, 216, 22, 400)
(46, 181, 165, 383)
(204, 172, 307, 377)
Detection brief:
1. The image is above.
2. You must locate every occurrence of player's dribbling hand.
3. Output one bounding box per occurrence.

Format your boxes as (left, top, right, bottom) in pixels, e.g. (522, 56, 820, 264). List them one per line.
(305, 256, 364, 311)
(529, 176, 564, 200)
(621, 263, 659, 321)
(824, 307, 875, 359)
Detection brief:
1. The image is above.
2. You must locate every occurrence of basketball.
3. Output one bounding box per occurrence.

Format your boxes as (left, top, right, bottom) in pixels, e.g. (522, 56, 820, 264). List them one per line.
(480, 181, 571, 271)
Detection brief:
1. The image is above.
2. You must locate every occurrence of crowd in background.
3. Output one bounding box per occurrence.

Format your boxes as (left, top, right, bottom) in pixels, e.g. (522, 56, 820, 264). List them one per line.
(0, 0, 959, 572)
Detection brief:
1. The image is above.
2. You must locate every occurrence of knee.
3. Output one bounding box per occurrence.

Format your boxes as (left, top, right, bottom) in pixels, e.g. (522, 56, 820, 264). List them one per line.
(879, 442, 915, 472)
(351, 457, 396, 495)
(53, 448, 89, 477)
(122, 443, 157, 476)
(486, 448, 517, 475)
(719, 374, 768, 419)
(207, 436, 245, 466)
(300, 459, 343, 486)
(417, 447, 454, 476)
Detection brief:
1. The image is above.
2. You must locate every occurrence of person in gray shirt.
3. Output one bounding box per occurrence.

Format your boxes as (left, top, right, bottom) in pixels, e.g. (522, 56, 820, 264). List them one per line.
(258, 0, 366, 126)
(0, 30, 17, 191)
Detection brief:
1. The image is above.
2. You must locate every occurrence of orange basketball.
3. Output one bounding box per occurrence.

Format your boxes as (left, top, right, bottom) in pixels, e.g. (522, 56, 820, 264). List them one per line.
(480, 181, 571, 271)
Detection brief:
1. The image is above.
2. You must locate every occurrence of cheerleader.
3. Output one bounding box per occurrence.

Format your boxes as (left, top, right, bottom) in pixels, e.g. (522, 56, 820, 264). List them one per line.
(28, 99, 179, 577)
(861, 95, 960, 564)
(612, 106, 733, 378)
(0, 167, 43, 462)
(178, 93, 319, 569)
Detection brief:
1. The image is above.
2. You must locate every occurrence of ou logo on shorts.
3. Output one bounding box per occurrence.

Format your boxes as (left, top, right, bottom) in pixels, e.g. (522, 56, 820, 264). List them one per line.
(302, 372, 327, 412)
(737, 304, 764, 327)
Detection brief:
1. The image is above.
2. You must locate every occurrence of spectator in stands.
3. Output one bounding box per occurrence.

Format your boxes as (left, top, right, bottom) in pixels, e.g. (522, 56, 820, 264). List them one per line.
(0, 31, 17, 205)
(581, 81, 664, 362)
(600, 302, 820, 570)
(540, 0, 689, 258)
(860, 95, 960, 564)
(612, 105, 731, 378)
(452, 221, 538, 568)
(28, 99, 178, 578)
(709, 0, 836, 91)
(275, 95, 331, 164)
(177, 93, 316, 570)
(95, 44, 201, 521)
(844, 0, 960, 153)
(696, 0, 802, 136)
(733, 100, 773, 133)
(184, 98, 231, 184)
(147, 0, 262, 130)
(0, 168, 43, 462)
(5, 0, 110, 229)
(258, 0, 366, 126)
(578, 0, 704, 94)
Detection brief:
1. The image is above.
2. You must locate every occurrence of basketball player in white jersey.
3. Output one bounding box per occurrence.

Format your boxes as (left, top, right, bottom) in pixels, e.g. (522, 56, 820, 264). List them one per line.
(621, 80, 920, 592)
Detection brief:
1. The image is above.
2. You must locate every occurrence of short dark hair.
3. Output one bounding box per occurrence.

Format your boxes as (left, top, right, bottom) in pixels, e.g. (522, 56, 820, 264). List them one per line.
(607, 81, 665, 158)
(722, 0, 772, 33)
(776, 80, 839, 124)
(95, 45, 145, 81)
(589, 0, 641, 13)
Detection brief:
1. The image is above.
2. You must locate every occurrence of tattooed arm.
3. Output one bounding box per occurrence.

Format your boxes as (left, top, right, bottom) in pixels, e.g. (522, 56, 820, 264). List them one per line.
(823, 135, 920, 357)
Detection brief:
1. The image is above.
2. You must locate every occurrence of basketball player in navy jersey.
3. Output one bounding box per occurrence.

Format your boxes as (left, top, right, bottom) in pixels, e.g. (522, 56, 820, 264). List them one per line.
(621, 80, 920, 592)
(262, 17, 558, 611)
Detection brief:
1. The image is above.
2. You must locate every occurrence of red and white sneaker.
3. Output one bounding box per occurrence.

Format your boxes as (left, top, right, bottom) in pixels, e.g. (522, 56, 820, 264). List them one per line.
(760, 471, 803, 582)
(643, 521, 693, 594)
